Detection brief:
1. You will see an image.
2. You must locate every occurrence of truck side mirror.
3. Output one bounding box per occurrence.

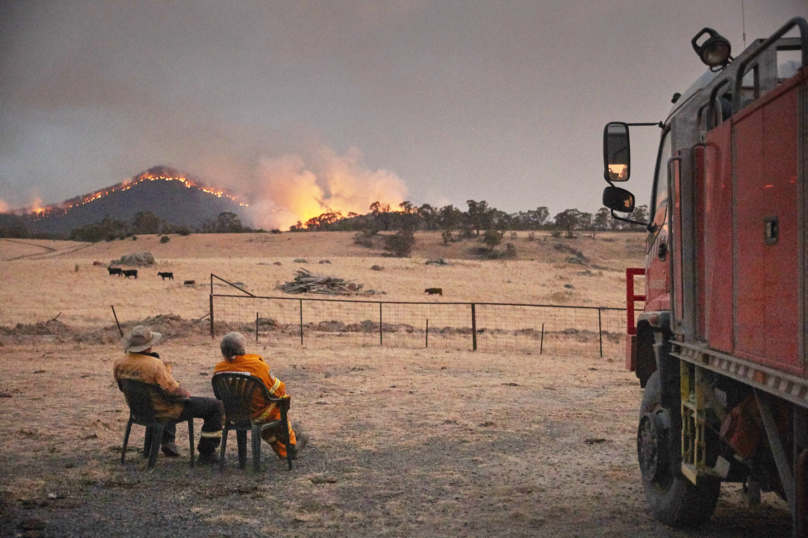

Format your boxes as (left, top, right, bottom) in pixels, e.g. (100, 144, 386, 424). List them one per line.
(603, 122, 630, 182)
(603, 186, 635, 213)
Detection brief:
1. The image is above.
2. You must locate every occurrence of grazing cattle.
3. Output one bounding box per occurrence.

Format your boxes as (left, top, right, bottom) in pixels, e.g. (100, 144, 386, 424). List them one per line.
(424, 287, 443, 296)
(158, 272, 174, 281)
(123, 269, 138, 279)
(108, 267, 123, 276)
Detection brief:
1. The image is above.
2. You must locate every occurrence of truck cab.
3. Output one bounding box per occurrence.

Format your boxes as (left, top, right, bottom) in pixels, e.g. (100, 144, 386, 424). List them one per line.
(601, 18, 808, 533)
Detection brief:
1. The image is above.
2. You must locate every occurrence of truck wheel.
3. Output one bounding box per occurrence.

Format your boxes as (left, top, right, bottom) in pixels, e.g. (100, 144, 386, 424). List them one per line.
(638, 371, 720, 527)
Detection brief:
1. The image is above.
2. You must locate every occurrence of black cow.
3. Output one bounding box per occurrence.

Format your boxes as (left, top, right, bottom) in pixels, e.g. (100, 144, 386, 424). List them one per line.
(424, 287, 443, 296)
(158, 272, 174, 281)
(108, 267, 123, 276)
(123, 269, 138, 279)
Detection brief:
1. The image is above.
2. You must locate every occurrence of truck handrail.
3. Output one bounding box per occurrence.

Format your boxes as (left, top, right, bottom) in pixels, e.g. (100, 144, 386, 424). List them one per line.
(705, 76, 734, 130)
(732, 17, 808, 113)
(626, 268, 646, 335)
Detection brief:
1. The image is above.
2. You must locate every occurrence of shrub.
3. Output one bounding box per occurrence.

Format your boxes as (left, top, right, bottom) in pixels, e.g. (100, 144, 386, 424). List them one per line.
(270, 229, 282, 234)
(441, 230, 453, 245)
(383, 228, 416, 257)
(160, 236, 170, 243)
(482, 229, 504, 251)
(354, 231, 375, 248)
(527, 232, 536, 241)
(176, 226, 192, 236)
(510, 232, 518, 239)
(506, 243, 517, 257)
(132, 235, 138, 241)
(551, 230, 562, 238)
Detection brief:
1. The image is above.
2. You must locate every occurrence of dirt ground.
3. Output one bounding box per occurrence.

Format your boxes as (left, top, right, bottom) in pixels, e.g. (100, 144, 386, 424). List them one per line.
(0, 232, 794, 536)
(0, 337, 791, 537)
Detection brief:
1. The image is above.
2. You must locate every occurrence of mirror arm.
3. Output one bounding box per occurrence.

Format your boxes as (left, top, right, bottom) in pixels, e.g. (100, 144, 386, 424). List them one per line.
(609, 209, 654, 232)
(625, 122, 664, 128)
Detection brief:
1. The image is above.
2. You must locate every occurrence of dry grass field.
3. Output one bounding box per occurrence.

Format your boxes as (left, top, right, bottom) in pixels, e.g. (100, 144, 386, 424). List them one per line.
(0, 231, 792, 537)
(0, 231, 641, 328)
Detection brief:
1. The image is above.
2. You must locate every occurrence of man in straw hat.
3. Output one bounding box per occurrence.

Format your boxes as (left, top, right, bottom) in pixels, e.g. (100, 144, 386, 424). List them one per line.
(214, 331, 308, 460)
(114, 325, 223, 464)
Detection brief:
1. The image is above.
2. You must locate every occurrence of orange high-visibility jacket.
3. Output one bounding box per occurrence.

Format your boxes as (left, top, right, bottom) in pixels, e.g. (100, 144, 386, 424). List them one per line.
(214, 354, 288, 423)
(113, 353, 185, 421)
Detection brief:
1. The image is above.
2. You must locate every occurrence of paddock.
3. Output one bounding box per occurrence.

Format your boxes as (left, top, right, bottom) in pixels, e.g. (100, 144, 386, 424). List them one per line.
(0, 338, 790, 537)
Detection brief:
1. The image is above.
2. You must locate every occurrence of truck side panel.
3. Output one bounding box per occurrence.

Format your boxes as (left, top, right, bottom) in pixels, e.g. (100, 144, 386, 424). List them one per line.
(762, 85, 800, 369)
(734, 80, 801, 373)
(704, 120, 734, 353)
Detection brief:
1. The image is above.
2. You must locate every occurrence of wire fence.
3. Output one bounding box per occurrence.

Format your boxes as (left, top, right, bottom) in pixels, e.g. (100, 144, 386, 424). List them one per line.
(210, 276, 628, 358)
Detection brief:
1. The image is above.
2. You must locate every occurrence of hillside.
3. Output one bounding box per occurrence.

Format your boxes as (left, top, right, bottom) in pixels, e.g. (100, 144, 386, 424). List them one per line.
(20, 166, 249, 236)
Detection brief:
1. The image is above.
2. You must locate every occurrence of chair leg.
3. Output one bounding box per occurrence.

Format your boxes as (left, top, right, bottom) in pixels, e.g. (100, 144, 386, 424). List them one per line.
(187, 418, 194, 468)
(219, 425, 229, 471)
(148, 424, 163, 470)
(281, 408, 293, 471)
(122, 420, 133, 465)
(251, 424, 261, 472)
(236, 430, 247, 470)
(143, 426, 153, 456)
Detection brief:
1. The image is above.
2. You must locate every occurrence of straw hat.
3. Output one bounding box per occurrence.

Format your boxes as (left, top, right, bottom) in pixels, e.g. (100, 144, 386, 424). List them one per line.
(122, 325, 162, 353)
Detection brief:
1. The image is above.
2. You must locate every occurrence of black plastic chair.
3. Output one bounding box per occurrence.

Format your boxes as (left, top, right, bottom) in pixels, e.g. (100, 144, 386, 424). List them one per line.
(119, 379, 194, 469)
(211, 373, 293, 472)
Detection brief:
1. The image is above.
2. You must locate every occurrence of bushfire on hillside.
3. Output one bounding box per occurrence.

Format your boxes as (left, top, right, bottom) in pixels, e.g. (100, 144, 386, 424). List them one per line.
(26, 171, 248, 221)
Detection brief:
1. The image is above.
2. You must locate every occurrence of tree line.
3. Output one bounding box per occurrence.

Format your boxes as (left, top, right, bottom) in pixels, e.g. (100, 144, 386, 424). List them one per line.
(67, 211, 255, 242)
(291, 200, 649, 237)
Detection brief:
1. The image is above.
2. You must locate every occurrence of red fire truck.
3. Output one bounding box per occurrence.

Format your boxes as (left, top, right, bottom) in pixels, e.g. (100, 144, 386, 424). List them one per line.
(602, 17, 808, 533)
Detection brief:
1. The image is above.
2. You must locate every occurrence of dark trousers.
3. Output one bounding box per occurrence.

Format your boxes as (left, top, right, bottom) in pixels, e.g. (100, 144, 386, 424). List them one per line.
(158, 397, 223, 455)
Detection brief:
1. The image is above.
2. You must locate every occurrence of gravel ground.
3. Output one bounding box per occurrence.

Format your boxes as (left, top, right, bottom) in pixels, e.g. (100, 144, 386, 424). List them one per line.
(0, 338, 791, 537)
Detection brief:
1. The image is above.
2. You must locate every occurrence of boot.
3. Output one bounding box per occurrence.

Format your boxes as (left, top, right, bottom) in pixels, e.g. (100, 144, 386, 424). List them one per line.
(198, 451, 219, 465)
(290, 432, 308, 460)
(161, 442, 180, 458)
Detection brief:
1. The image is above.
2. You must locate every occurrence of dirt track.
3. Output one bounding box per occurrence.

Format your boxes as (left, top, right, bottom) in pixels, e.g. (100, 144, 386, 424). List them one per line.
(0, 338, 791, 537)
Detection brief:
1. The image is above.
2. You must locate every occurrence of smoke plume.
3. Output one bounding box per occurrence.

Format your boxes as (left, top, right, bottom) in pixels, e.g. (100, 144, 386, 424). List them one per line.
(246, 147, 407, 230)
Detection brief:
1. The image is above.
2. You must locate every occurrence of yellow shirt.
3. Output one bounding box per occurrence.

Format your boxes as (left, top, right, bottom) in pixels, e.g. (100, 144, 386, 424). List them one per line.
(113, 353, 185, 420)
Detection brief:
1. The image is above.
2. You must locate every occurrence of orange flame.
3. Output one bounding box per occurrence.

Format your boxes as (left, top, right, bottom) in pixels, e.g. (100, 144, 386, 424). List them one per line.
(27, 172, 249, 219)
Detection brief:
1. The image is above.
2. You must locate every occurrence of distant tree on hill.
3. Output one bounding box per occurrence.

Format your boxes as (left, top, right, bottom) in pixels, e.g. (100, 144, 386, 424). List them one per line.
(0, 215, 29, 238)
(70, 216, 128, 242)
(554, 208, 585, 238)
(203, 212, 246, 233)
(132, 212, 161, 235)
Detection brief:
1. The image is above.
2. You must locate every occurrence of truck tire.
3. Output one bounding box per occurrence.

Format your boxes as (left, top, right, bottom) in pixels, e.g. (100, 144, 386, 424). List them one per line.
(638, 371, 720, 527)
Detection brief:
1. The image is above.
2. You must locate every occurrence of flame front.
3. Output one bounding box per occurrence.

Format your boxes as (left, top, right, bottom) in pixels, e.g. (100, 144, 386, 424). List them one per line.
(27, 172, 248, 219)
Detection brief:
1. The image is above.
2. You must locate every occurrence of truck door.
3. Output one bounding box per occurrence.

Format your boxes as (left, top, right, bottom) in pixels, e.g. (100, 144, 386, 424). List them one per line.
(644, 130, 672, 312)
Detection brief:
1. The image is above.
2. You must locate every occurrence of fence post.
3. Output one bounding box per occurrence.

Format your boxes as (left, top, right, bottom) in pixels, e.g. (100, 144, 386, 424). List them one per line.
(299, 299, 304, 346)
(471, 303, 477, 351)
(540, 322, 544, 354)
(425, 318, 429, 348)
(209, 295, 214, 338)
(256, 312, 259, 343)
(379, 303, 383, 346)
(598, 308, 603, 358)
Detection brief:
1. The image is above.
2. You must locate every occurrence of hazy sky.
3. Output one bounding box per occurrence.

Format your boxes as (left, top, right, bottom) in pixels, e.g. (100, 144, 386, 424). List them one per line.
(1, 1, 806, 227)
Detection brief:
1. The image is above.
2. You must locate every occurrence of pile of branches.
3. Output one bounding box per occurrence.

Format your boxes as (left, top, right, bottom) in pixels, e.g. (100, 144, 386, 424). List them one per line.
(278, 269, 364, 295)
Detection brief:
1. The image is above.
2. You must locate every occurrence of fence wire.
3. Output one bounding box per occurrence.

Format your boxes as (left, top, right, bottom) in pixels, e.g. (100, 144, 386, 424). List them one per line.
(211, 293, 626, 358)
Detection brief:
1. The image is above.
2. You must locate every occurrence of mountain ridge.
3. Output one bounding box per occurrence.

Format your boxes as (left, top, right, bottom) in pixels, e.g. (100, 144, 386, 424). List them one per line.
(14, 166, 250, 236)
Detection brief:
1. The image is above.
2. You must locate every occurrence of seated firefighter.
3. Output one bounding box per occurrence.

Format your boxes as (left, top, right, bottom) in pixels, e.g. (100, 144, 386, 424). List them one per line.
(214, 332, 307, 459)
(113, 325, 224, 464)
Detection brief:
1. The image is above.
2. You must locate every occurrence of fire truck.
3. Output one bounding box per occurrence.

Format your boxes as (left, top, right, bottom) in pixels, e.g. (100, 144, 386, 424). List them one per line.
(601, 18, 808, 533)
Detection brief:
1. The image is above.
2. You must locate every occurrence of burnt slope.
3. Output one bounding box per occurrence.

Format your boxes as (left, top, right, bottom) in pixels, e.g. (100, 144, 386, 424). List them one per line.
(25, 179, 249, 235)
